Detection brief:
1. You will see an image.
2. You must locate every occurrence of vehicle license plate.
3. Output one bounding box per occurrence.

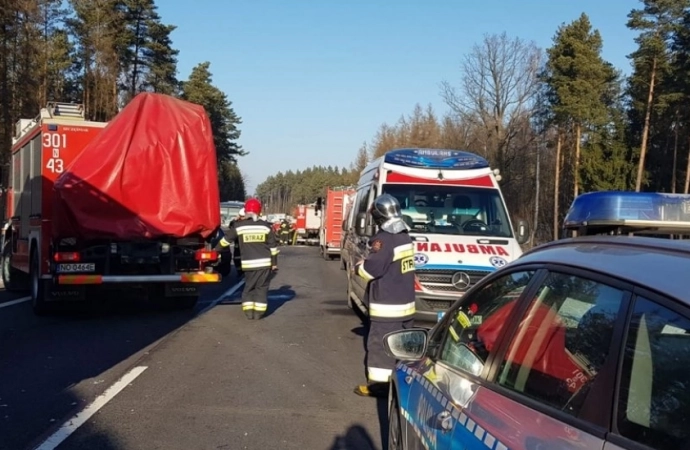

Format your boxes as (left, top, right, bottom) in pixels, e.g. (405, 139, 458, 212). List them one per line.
(56, 263, 96, 273)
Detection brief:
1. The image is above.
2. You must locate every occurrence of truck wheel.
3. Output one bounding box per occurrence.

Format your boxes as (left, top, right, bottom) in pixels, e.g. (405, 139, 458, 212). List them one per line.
(2, 242, 28, 292)
(30, 250, 53, 316)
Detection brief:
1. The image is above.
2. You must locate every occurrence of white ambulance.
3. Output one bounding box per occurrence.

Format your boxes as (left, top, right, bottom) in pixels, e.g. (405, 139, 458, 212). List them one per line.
(341, 148, 529, 322)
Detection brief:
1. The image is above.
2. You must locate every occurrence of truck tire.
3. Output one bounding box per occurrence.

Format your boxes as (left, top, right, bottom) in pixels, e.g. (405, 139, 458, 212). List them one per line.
(30, 249, 53, 316)
(2, 242, 28, 292)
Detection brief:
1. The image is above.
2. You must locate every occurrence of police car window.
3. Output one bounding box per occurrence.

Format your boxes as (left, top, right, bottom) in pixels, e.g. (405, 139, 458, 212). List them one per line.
(495, 272, 625, 418)
(438, 270, 536, 376)
(615, 296, 690, 450)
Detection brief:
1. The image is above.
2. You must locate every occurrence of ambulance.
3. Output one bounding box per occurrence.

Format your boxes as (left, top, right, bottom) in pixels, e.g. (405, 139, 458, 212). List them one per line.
(341, 148, 529, 322)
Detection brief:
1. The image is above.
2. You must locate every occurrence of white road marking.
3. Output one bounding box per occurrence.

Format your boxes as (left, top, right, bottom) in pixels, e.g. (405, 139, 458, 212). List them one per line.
(34, 366, 148, 450)
(0, 296, 31, 309)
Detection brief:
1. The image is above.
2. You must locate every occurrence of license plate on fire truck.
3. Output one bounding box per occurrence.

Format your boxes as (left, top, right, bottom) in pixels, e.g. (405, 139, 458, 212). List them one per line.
(56, 263, 95, 273)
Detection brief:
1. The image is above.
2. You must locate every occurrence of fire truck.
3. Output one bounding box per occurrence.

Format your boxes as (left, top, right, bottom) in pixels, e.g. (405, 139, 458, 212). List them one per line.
(1, 103, 107, 304)
(317, 186, 355, 260)
(293, 203, 321, 245)
(2, 97, 222, 315)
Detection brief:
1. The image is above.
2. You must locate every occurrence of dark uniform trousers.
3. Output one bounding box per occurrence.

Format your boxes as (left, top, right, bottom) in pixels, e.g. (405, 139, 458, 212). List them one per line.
(218, 219, 279, 320)
(356, 230, 416, 393)
(242, 268, 271, 317)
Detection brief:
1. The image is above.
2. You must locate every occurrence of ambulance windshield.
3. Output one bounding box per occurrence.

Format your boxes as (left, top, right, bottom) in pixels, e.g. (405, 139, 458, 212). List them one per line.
(382, 184, 513, 238)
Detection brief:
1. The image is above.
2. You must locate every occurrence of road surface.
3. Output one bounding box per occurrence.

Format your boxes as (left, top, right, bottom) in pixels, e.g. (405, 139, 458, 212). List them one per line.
(0, 246, 389, 450)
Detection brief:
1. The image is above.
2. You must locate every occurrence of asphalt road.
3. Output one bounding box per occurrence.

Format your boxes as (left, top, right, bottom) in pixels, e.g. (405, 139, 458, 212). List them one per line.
(0, 246, 387, 450)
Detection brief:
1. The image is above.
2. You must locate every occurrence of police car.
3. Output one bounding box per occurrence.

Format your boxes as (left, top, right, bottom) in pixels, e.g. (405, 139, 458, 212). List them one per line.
(383, 192, 690, 450)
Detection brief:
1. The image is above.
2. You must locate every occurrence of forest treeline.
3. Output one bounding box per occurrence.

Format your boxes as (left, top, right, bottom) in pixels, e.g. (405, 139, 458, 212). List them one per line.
(0, 0, 247, 201)
(256, 2, 690, 246)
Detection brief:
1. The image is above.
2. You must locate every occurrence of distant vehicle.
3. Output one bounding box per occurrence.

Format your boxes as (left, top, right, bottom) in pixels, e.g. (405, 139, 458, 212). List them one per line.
(385, 191, 690, 449)
(293, 204, 320, 245)
(317, 186, 355, 260)
(342, 148, 529, 322)
(220, 201, 244, 228)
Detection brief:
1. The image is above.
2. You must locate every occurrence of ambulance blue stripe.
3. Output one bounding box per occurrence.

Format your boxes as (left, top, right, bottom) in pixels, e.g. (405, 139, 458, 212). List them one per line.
(396, 361, 510, 450)
(416, 264, 496, 271)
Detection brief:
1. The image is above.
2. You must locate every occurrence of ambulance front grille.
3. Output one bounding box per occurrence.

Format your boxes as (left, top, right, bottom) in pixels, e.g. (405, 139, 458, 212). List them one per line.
(416, 269, 492, 292)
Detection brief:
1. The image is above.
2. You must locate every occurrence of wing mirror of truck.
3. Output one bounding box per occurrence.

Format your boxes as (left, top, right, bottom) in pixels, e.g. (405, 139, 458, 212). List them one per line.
(342, 219, 348, 231)
(315, 197, 323, 213)
(515, 219, 530, 245)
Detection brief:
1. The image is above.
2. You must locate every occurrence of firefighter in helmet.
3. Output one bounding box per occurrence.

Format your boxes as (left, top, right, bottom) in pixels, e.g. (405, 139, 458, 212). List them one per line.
(279, 216, 291, 245)
(354, 193, 416, 398)
(213, 198, 279, 320)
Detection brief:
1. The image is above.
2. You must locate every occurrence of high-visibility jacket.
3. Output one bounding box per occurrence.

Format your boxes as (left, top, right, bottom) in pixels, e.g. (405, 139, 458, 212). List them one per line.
(218, 219, 278, 271)
(356, 230, 416, 321)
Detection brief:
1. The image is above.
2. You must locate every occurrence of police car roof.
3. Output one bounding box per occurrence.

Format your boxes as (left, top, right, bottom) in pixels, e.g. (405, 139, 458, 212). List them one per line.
(519, 236, 690, 304)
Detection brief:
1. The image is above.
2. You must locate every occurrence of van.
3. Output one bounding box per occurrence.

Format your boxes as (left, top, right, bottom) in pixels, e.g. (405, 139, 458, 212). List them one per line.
(341, 148, 529, 322)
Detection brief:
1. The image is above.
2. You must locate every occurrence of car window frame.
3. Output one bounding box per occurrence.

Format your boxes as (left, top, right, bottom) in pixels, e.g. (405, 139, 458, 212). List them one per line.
(474, 263, 635, 439)
(607, 286, 690, 450)
(425, 264, 549, 379)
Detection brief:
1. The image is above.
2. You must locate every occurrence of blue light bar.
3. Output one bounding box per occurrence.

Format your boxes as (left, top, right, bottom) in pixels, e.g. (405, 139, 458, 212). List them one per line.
(383, 148, 490, 170)
(564, 191, 690, 229)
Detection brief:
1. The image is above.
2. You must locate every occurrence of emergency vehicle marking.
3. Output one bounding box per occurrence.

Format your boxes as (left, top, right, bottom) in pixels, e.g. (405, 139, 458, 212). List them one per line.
(242, 233, 266, 243)
(401, 257, 415, 273)
(385, 172, 495, 187)
(416, 242, 509, 257)
(489, 256, 507, 268)
(414, 253, 429, 267)
(396, 361, 511, 450)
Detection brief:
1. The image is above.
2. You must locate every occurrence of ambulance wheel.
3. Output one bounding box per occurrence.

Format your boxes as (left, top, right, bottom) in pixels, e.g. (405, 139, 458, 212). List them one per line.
(2, 242, 28, 292)
(388, 392, 403, 450)
(30, 250, 53, 316)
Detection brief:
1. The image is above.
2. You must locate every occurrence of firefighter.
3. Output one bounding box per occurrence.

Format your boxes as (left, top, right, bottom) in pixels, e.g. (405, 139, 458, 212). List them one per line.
(230, 208, 246, 279)
(214, 198, 279, 320)
(353, 194, 416, 398)
(279, 217, 291, 245)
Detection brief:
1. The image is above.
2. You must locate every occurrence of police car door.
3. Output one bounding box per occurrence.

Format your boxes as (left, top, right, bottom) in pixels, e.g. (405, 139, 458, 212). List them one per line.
(403, 269, 541, 449)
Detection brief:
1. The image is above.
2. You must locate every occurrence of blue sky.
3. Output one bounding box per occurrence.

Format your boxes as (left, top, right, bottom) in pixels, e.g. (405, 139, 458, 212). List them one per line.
(156, 0, 638, 195)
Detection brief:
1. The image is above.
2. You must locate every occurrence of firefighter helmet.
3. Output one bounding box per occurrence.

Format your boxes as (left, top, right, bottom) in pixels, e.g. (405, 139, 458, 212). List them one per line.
(369, 194, 402, 226)
(244, 198, 262, 215)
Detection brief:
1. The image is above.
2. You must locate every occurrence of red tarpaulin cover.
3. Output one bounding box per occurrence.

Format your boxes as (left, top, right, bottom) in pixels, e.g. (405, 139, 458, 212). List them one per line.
(53, 93, 221, 241)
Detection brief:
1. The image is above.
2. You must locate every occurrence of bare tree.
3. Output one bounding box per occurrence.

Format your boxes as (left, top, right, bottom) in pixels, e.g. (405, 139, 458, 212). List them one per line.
(441, 32, 543, 170)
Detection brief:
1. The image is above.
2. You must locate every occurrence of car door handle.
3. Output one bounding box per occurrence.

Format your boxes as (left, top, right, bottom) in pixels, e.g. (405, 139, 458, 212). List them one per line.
(436, 411, 452, 433)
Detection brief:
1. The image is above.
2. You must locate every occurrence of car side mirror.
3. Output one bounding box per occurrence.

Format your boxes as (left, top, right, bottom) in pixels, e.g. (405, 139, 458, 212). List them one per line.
(515, 219, 529, 245)
(383, 328, 429, 361)
(355, 212, 367, 235)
